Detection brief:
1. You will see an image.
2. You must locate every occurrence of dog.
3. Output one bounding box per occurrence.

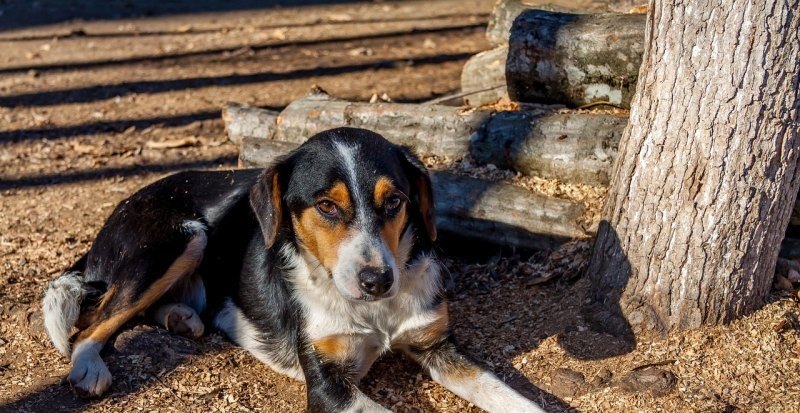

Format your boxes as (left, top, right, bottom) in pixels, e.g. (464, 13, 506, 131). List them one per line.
(42, 127, 545, 412)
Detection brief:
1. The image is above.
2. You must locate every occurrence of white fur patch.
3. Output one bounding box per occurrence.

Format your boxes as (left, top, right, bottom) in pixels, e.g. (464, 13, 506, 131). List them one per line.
(213, 299, 303, 381)
(285, 233, 443, 357)
(42, 271, 87, 357)
(430, 369, 545, 413)
(342, 391, 391, 413)
(68, 339, 112, 397)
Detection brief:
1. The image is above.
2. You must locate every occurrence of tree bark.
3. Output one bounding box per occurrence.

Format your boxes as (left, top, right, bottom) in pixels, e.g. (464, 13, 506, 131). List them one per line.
(225, 93, 628, 185)
(240, 138, 589, 249)
(587, 0, 800, 332)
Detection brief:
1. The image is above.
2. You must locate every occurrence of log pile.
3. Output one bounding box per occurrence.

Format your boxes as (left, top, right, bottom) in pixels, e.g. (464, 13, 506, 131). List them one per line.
(239, 137, 589, 249)
(224, 0, 798, 255)
(228, 90, 627, 185)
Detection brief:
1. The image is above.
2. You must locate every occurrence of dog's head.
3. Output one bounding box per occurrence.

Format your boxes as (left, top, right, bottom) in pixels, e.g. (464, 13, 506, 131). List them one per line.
(250, 127, 436, 302)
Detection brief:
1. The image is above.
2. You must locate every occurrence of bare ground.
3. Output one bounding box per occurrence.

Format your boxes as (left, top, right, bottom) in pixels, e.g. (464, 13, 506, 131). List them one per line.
(0, 1, 798, 412)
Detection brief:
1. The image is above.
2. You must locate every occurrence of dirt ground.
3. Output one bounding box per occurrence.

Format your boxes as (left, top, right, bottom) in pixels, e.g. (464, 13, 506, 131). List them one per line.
(0, 1, 798, 412)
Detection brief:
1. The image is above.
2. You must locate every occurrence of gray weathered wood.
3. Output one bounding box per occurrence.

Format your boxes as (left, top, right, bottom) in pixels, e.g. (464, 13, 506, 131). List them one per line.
(226, 93, 628, 185)
(472, 110, 628, 184)
(240, 138, 588, 249)
(223, 102, 279, 144)
(505, 10, 645, 107)
(460, 47, 508, 107)
(273, 90, 491, 157)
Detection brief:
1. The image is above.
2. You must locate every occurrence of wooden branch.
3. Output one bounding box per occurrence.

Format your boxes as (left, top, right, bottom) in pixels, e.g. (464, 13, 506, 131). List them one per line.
(223, 102, 279, 144)
(240, 138, 588, 249)
(225, 92, 628, 185)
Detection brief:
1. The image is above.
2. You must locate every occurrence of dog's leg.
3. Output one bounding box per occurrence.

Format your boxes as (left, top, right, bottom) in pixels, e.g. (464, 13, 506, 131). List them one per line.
(152, 303, 205, 338)
(299, 339, 389, 413)
(405, 336, 546, 413)
(68, 233, 206, 397)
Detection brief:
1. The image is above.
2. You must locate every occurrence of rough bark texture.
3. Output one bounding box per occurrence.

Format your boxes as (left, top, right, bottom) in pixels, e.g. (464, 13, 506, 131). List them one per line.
(506, 10, 645, 107)
(274, 90, 491, 157)
(471, 110, 627, 185)
(587, 0, 800, 332)
(460, 46, 508, 107)
(223, 102, 279, 145)
(239, 138, 588, 248)
(226, 93, 628, 184)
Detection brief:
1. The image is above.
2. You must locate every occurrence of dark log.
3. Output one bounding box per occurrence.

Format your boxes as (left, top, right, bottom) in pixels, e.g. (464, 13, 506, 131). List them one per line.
(240, 138, 588, 249)
(505, 10, 646, 107)
(223, 102, 279, 144)
(225, 93, 628, 185)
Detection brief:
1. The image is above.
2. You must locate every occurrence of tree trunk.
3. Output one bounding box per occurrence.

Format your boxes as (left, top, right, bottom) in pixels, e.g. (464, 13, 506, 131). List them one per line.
(587, 0, 800, 332)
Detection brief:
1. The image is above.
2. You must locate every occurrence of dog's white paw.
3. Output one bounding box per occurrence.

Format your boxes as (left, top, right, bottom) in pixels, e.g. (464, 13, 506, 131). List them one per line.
(163, 303, 205, 338)
(68, 344, 112, 397)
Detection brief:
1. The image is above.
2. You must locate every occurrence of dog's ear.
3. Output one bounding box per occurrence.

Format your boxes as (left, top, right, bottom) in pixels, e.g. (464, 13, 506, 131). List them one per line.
(250, 165, 285, 249)
(399, 147, 437, 242)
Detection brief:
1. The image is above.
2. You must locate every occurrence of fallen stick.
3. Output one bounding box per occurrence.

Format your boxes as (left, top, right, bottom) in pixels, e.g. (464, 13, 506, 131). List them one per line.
(240, 138, 588, 249)
(226, 92, 628, 185)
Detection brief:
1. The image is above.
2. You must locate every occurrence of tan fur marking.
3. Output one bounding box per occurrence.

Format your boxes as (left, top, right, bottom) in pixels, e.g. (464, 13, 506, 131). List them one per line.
(419, 303, 450, 346)
(75, 236, 205, 346)
(327, 181, 352, 212)
(374, 177, 408, 258)
(313, 335, 354, 362)
(373, 177, 395, 204)
(292, 181, 355, 270)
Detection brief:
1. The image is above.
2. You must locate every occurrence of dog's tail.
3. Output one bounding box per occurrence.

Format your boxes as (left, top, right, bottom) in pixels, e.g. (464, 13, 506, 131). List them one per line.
(42, 254, 96, 357)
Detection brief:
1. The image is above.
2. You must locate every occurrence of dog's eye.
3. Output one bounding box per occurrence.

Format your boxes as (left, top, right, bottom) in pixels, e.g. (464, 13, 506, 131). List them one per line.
(316, 200, 337, 216)
(385, 195, 403, 212)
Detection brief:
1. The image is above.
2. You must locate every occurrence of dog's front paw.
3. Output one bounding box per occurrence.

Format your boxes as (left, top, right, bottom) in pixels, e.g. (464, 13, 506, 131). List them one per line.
(68, 351, 112, 397)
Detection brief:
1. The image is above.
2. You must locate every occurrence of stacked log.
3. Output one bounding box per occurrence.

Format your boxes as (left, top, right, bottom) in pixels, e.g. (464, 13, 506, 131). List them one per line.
(239, 137, 588, 249)
(461, 0, 646, 107)
(228, 91, 627, 185)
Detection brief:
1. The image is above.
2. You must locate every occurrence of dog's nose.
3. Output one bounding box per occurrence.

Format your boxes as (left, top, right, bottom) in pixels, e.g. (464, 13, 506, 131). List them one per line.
(358, 267, 393, 297)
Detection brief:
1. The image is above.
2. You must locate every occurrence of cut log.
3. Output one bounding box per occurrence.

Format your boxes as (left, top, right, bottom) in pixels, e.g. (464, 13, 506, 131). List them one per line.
(225, 92, 628, 185)
(460, 47, 508, 107)
(223, 102, 279, 144)
(472, 110, 627, 185)
(505, 10, 645, 107)
(273, 90, 491, 157)
(239, 138, 588, 249)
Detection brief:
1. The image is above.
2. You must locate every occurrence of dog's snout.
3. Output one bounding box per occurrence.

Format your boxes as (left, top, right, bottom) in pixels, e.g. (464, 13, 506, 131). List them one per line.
(358, 267, 393, 297)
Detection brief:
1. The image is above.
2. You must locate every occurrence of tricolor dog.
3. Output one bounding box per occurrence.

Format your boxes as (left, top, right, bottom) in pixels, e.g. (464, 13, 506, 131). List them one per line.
(42, 127, 545, 412)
